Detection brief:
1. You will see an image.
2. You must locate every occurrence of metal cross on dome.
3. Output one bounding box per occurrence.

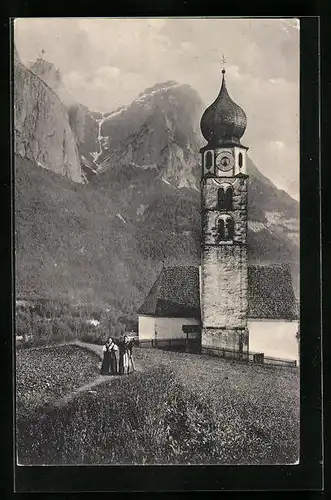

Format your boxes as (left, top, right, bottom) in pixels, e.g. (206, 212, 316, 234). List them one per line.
(221, 54, 226, 73)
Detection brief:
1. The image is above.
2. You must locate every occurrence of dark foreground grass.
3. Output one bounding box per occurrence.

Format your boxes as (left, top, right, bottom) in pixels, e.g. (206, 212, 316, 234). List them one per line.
(17, 349, 299, 465)
(16, 344, 100, 420)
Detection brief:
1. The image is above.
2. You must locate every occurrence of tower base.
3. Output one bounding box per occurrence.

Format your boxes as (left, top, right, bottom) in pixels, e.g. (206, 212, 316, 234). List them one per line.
(201, 327, 249, 360)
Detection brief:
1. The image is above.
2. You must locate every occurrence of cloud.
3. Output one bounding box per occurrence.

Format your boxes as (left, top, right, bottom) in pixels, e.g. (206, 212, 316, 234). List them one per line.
(180, 41, 193, 51)
(271, 141, 285, 150)
(95, 65, 121, 80)
(63, 66, 148, 111)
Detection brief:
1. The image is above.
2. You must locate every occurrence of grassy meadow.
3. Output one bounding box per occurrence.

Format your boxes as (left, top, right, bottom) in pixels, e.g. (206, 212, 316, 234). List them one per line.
(16, 344, 100, 420)
(16, 344, 299, 465)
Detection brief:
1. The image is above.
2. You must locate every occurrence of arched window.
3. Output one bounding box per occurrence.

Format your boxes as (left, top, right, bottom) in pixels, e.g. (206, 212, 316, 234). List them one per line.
(238, 152, 243, 168)
(217, 184, 233, 210)
(205, 151, 213, 171)
(226, 216, 234, 240)
(216, 215, 234, 242)
(217, 218, 225, 241)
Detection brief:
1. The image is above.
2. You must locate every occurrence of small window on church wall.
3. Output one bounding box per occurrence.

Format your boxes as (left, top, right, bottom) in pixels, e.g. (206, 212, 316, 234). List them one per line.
(217, 215, 234, 242)
(205, 151, 213, 170)
(238, 152, 243, 168)
(226, 216, 235, 240)
(218, 185, 233, 210)
(217, 218, 225, 241)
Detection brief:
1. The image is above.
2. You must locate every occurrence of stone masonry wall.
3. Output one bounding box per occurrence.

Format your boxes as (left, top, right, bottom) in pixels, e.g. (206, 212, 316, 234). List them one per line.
(202, 177, 248, 210)
(201, 172, 249, 356)
(201, 327, 249, 356)
(202, 177, 248, 244)
(203, 210, 247, 245)
(201, 245, 248, 328)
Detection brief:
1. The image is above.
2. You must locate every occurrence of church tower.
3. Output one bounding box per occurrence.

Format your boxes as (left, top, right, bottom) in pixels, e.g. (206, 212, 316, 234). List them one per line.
(200, 68, 249, 358)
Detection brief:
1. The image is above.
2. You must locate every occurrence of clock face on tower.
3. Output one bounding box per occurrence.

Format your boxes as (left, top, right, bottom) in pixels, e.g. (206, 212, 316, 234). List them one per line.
(215, 151, 234, 172)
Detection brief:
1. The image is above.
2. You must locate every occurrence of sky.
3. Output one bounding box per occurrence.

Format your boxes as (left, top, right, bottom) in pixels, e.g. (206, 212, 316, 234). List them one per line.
(14, 18, 300, 200)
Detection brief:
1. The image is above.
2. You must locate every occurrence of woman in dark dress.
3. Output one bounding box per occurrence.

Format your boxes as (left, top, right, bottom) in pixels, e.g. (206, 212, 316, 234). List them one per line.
(100, 337, 118, 375)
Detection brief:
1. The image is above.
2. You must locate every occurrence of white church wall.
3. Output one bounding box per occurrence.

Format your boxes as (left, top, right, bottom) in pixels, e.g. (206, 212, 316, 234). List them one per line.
(138, 315, 155, 340)
(248, 320, 299, 362)
(155, 317, 200, 340)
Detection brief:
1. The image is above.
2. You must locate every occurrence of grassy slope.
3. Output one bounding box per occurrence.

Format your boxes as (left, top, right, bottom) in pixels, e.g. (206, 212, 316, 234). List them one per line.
(16, 347, 299, 465)
(135, 348, 299, 464)
(16, 344, 100, 420)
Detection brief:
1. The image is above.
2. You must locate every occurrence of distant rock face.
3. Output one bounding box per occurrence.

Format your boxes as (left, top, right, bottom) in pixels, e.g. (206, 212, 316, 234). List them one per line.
(14, 60, 82, 183)
(95, 81, 204, 190)
(29, 57, 100, 177)
(67, 103, 99, 162)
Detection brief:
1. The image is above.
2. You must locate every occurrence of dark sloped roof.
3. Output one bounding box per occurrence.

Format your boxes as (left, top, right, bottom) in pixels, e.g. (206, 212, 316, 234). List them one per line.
(137, 266, 201, 318)
(248, 263, 298, 320)
(138, 263, 298, 320)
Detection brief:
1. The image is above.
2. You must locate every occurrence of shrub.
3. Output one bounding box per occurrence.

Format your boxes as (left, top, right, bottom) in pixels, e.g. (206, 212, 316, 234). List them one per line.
(51, 319, 75, 342)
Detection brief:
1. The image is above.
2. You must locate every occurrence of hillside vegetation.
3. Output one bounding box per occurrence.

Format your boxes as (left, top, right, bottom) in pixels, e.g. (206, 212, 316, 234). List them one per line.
(15, 155, 198, 329)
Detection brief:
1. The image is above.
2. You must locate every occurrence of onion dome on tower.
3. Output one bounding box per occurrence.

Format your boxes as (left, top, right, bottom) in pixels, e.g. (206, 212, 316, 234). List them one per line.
(200, 69, 247, 147)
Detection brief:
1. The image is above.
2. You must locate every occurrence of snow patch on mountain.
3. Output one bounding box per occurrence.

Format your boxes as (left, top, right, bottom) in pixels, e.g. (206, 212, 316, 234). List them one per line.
(136, 204, 147, 216)
(135, 82, 181, 103)
(248, 221, 270, 233)
(91, 113, 108, 163)
(81, 156, 99, 174)
(116, 213, 127, 224)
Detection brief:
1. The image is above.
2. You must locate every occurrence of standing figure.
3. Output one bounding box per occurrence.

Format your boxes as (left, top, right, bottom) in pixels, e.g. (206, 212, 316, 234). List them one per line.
(118, 335, 135, 375)
(100, 337, 118, 375)
(100, 338, 111, 375)
(109, 337, 119, 375)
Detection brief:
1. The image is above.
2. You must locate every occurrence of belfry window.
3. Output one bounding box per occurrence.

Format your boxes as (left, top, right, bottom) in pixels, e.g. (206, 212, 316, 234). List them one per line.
(205, 151, 213, 171)
(217, 184, 233, 210)
(217, 215, 234, 242)
(238, 152, 243, 168)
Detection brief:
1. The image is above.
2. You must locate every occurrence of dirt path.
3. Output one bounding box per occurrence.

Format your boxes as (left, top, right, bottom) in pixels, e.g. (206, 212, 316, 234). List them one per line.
(49, 340, 142, 408)
(73, 340, 104, 359)
(51, 374, 119, 408)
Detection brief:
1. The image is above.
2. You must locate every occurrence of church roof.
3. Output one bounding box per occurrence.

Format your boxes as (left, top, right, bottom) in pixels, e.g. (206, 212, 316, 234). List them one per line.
(138, 264, 298, 320)
(248, 263, 298, 320)
(137, 266, 201, 318)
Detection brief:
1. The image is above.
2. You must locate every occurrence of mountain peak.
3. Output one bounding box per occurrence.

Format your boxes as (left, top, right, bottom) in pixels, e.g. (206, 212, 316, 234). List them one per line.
(30, 57, 63, 90)
(90, 80, 204, 188)
(29, 57, 77, 107)
(138, 81, 179, 96)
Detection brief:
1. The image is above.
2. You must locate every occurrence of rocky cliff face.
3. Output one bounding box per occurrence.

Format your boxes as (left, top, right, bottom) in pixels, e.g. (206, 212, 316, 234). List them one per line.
(29, 57, 100, 181)
(94, 81, 203, 190)
(14, 59, 82, 183)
